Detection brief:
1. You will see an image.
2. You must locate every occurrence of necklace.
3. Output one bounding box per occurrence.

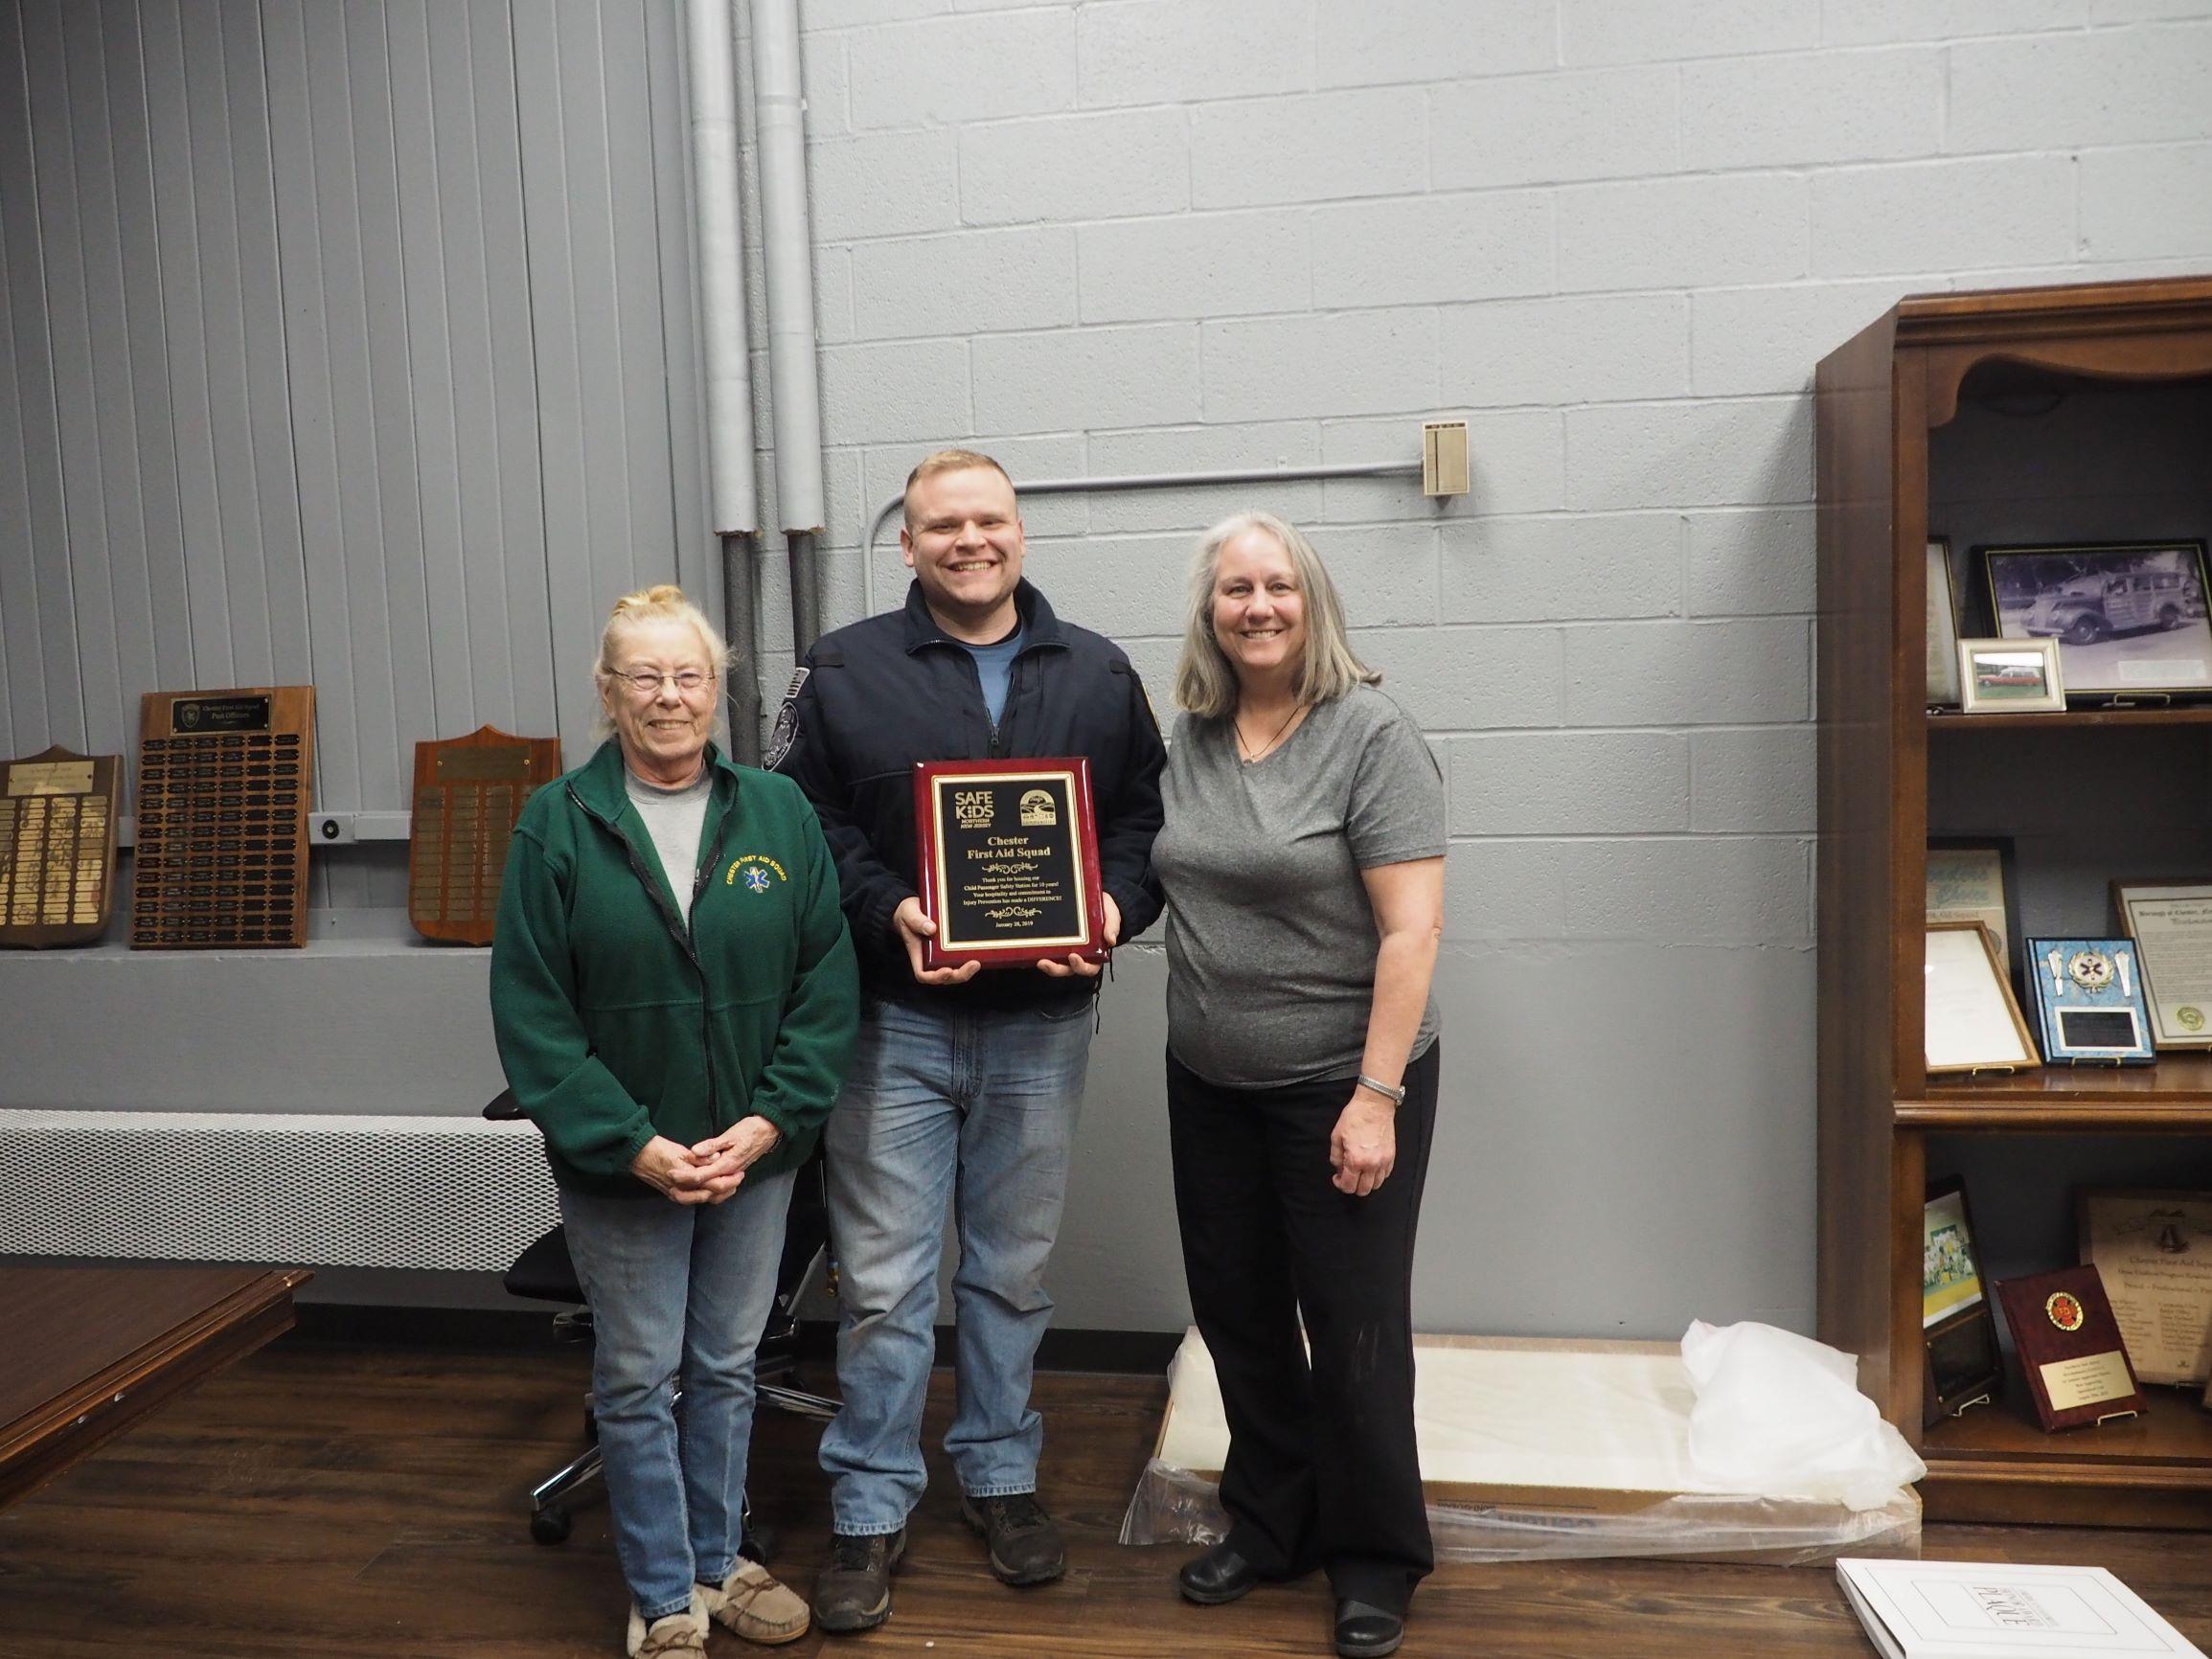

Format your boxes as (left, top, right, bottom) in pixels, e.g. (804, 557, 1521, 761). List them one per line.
(1235, 701, 1302, 763)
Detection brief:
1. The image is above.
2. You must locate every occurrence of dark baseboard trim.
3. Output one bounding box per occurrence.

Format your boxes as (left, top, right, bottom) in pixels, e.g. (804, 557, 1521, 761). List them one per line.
(289, 1305, 1183, 1374)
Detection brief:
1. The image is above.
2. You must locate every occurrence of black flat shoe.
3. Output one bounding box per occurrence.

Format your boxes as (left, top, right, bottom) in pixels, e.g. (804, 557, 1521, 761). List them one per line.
(1177, 1541, 1263, 1605)
(1334, 1599, 1404, 1658)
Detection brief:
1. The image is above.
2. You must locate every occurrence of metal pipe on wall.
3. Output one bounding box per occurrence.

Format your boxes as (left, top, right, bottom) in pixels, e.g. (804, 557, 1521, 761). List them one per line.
(858, 461, 1427, 615)
(750, 0, 828, 654)
(685, 0, 763, 760)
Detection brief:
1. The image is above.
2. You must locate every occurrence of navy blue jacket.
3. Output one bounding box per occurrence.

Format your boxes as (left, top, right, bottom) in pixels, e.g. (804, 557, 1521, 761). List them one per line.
(772, 579, 1166, 1011)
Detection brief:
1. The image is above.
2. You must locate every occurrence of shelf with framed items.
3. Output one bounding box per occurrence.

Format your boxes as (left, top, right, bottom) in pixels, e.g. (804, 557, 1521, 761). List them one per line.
(1817, 275, 2212, 1529)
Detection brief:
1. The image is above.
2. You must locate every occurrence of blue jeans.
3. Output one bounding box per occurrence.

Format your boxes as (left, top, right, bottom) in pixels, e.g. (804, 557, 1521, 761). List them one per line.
(818, 996, 1092, 1534)
(559, 1168, 795, 1620)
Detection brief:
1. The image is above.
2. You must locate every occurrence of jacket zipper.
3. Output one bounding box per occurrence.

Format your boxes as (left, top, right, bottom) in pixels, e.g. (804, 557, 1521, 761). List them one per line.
(567, 780, 737, 1135)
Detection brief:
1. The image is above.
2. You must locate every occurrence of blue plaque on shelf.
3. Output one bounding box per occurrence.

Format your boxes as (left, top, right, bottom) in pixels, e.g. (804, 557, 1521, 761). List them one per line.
(2025, 937, 2155, 1064)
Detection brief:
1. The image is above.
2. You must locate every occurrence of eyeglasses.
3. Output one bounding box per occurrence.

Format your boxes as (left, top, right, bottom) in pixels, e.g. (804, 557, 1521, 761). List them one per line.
(610, 668, 716, 696)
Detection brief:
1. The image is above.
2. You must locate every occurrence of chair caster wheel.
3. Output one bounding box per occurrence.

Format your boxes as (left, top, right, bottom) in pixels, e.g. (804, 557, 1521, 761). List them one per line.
(531, 1506, 573, 1545)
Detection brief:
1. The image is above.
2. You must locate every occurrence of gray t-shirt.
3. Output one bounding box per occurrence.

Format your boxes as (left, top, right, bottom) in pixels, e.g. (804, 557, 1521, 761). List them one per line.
(625, 764, 713, 926)
(1154, 683, 1445, 1088)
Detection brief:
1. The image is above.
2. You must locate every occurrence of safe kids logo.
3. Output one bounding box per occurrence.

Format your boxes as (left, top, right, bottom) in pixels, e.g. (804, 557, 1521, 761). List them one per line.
(725, 853, 788, 895)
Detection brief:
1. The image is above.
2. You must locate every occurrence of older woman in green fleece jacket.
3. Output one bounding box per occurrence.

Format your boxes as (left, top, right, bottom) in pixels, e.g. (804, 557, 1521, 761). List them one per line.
(491, 584, 858, 1659)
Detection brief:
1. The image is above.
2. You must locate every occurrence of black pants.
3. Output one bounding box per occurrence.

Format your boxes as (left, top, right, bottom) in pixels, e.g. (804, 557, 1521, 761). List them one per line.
(1166, 1043, 1439, 1615)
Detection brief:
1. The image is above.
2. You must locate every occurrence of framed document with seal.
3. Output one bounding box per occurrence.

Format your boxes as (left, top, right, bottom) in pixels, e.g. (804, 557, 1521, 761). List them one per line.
(1924, 920, 2040, 1075)
(1995, 1264, 2143, 1432)
(2077, 1190, 2212, 1387)
(2114, 881, 2212, 1049)
(1923, 1177, 2002, 1424)
(913, 757, 1104, 970)
(2026, 938, 2155, 1064)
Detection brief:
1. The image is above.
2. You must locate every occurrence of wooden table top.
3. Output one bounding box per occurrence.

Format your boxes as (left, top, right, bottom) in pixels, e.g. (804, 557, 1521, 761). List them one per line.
(0, 1261, 308, 1507)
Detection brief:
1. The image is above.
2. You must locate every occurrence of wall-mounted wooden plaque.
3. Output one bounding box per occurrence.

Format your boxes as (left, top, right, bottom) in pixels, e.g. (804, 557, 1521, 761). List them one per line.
(408, 726, 563, 944)
(130, 687, 315, 950)
(0, 746, 121, 947)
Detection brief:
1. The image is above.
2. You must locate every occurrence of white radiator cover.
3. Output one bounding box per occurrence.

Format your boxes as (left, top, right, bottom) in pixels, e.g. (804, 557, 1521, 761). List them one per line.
(0, 1110, 559, 1272)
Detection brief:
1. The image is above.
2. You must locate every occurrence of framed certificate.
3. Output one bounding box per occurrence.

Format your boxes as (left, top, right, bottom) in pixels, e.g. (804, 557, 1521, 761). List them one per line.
(1927, 837, 2017, 972)
(1923, 1177, 2002, 1423)
(1924, 920, 2040, 1075)
(913, 757, 1105, 970)
(2114, 881, 2212, 1049)
(2077, 1190, 2212, 1387)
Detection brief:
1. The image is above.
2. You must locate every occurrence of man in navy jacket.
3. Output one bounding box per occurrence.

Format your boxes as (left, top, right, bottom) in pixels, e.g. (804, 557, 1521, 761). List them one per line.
(774, 448, 1165, 1632)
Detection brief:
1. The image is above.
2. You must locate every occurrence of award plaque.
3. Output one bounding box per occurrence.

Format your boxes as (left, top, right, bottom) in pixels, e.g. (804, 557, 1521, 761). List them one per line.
(0, 746, 120, 947)
(1995, 1264, 2144, 1432)
(131, 687, 315, 949)
(2078, 1189, 2212, 1387)
(2026, 938, 2155, 1064)
(1922, 1177, 2003, 1424)
(913, 757, 1104, 970)
(2113, 881, 2212, 1050)
(408, 726, 562, 944)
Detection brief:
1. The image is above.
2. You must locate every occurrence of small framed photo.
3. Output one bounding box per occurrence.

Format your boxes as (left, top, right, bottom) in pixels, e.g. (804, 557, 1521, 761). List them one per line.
(1926, 538, 1963, 706)
(1924, 1176, 2002, 1423)
(1925, 920, 2040, 1075)
(1984, 540, 2212, 699)
(2025, 938, 2155, 1065)
(1957, 636, 2065, 714)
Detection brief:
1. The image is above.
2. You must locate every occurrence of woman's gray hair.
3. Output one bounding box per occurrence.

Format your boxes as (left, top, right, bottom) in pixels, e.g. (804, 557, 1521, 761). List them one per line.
(1172, 511, 1379, 717)
(591, 583, 739, 741)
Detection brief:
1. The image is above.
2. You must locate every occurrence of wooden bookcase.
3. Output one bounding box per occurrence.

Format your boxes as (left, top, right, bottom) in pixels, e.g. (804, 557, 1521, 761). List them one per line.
(1815, 276, 2212, 1528)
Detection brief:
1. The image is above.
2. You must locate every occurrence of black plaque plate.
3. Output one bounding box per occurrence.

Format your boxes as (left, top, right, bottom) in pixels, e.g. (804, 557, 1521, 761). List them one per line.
(131, 686, 315, 949)
(0, 746, 121, 947)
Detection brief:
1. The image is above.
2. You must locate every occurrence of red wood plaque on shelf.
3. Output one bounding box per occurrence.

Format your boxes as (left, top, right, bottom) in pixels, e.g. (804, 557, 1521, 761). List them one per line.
(912, 756, 1104, 971)
(407, 726, 563, 944)
(1995, 1264, 2145, 1433)
(0, 747, 121, 948)
(130, 687, 315, 950)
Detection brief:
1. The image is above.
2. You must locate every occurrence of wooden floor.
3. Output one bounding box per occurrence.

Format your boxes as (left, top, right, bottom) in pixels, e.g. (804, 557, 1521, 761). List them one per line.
(2, 1342, 2210, 1659)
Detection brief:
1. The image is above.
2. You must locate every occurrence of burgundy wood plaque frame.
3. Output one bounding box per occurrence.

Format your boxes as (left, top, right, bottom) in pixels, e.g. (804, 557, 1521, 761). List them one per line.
(913, 757, 1104, 971)
(1995, 1264, 2145, 1433)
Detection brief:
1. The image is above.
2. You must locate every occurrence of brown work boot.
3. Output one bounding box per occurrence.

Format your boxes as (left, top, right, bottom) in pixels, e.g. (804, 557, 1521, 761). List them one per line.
(626, 1590, 708, 1657)
(811, 1528, 905, 1633)
(961, 1491, 1065, 1586)
(700, 1558, 810, 1647)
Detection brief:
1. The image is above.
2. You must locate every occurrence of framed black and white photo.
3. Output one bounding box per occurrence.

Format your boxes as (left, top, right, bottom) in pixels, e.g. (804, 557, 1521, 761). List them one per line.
(1983, 540, 2212, 698)
(1957, 636, 2064, 714)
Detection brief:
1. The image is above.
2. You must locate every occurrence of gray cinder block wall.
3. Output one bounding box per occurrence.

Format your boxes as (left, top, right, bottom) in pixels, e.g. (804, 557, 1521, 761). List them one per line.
(4, 0, 2212, 1332)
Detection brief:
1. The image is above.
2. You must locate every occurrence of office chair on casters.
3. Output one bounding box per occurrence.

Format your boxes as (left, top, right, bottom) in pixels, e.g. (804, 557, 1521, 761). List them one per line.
(485, 1090, 840, 1550)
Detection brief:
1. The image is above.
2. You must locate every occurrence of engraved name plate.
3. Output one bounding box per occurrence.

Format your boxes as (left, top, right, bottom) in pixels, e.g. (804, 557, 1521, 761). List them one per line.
(0, 747, 121, 947)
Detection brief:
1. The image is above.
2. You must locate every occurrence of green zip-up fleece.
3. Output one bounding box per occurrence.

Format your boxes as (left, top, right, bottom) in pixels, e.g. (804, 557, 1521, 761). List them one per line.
(490, 739, 859, 1196)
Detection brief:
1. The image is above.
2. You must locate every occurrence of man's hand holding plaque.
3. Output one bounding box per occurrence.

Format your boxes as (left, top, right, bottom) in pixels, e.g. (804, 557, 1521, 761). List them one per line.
(911, 758, 1107, 974)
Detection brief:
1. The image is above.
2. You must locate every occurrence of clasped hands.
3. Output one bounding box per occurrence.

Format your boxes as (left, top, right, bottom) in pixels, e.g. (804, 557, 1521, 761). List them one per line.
(628, 1115, 782, 1205)
(892, 892, 1121, 986)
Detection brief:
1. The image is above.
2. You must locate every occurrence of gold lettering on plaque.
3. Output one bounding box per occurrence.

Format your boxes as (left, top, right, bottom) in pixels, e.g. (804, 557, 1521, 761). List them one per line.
(2040, 1351, 2134, 1411)
(8, 761, 95, 796)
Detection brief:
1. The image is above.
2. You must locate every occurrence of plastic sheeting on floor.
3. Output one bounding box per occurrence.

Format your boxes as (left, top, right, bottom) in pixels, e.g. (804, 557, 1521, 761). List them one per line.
(1119, 1331, 1921, 1567)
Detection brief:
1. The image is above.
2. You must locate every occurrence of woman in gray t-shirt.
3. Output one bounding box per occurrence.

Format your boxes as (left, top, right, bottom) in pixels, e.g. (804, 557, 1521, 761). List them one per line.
(1151, 511, 1445, 1659)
